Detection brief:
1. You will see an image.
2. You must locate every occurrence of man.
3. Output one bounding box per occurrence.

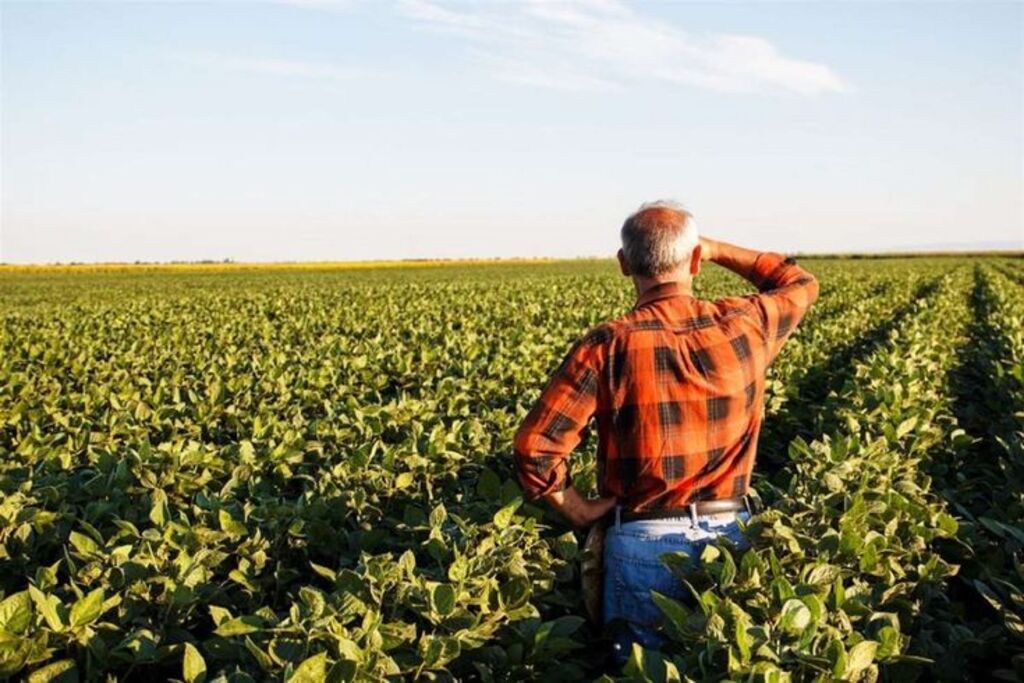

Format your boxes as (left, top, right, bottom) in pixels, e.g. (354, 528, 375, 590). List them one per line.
(512, 200, 819, 662)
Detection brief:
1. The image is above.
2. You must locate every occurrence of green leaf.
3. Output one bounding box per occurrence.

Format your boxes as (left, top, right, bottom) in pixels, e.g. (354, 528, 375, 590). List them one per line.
(244, 637, 275, 672)
(779, 598, 811, 634)
(182, 643, 206, 683)
(935, 512, 959, 536)
(398, 550, 417, 577)
(149, 489, 169, 528)
(827, 639, 847, 678)
(0, 591, 32, 634)
(299, 586, 326, 618)
(499, 577, 530, 609)
(806, 563, 840, 586)
(447, 555, 468, 583)
(287, 651, 328, 683)
(847, 640, 878, 676)
(420, 636, 442, 667)
(877, 625, 901, 659)
(394, 472, 415, 490)
(34, 562, 60, 592)
(429, 503, 447, 529)
(214, 615, 263, 637)
(549, 615, 585, 637)
(67, 531, 99, 555)
(652, 591, 690, 637)
(553, 531, 579, 561)
(0, 635, 32, 679)
(896, 417, 918, 438)
(973, 580, 1024, 634)
(734, 618, 751, 663)
(622, 643, 645, 677)
(493, 498, 521, 530)
(476, 468, 501, 499)
(801, 594, 824, 626)
(28, 586, 64, 632)
(69, 588, 104, 628)
(208, 605, 233, 626)
(499, 478, 521, 504)
(431, 584, 456, 616)
(309, 563, 337, 583)
(335, 637, 362, 662)
(218, 509, 247, 537)
(719, 548, 737, 586)
(833, 576, 846, 609)
(622, 643, 680, 682)
(700, 544, 721, 563)
(26, 659, 77, 683)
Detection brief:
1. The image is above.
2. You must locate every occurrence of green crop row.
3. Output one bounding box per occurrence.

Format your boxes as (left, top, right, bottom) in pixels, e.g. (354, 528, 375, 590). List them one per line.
(757, 271, 932, 477)
(0, 259, 1019, 681)
(918, 266, 1024, 680)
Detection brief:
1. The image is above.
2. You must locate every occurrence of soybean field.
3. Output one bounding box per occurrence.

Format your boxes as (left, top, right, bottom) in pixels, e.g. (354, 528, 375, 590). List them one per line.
(1, 257, 1022, 682)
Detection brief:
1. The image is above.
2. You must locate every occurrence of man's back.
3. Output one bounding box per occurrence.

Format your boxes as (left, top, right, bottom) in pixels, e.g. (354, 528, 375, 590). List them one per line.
(514, 251, 818, 511)
(512, 202, 818, 664)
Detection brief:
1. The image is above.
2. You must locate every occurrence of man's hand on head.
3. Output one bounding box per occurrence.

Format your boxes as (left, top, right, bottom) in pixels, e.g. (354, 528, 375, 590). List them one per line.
(543, 486, 617, 529)
(699, 236, 717, 263)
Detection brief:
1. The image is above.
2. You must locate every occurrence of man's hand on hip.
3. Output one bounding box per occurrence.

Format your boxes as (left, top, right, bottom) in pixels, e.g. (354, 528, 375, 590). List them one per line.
(543, 486, 617, 529)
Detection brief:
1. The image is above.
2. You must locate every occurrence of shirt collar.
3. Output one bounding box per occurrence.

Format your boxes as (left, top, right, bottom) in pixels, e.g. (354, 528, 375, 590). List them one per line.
(634, 281, 693, 309)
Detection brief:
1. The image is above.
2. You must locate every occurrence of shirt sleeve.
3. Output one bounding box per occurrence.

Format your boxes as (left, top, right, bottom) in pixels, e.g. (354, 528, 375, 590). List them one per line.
(745, 253, 820, 362)
(512, 337, 601, 500)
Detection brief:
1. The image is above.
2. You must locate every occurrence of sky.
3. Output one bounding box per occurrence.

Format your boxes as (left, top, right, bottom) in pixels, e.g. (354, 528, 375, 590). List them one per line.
(1, 0, 1022, 264)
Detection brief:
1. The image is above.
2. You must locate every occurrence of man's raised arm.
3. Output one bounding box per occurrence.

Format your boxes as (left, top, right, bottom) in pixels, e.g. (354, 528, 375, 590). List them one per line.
(700, 237, 820, 360)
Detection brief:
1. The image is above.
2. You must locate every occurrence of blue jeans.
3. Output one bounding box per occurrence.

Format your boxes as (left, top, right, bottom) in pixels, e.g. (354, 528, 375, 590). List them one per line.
(602, 510, 750, 665)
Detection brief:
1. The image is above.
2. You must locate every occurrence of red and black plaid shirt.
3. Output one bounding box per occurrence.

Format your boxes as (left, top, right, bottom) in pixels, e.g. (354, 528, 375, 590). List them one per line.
(513, 253, 819, 512)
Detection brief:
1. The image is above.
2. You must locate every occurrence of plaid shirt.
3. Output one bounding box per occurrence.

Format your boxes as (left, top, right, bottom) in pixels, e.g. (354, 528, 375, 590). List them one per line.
(513, 252, 819, 511)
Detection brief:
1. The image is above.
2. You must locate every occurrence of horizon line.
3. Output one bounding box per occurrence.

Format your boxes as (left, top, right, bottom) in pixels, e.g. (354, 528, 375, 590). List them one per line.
(2, 249, 1022, 273)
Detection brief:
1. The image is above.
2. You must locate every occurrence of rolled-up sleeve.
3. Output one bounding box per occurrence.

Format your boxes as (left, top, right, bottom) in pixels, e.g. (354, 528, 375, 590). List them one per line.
(513, 338, 600, 500)
(747, 253, 820, 362)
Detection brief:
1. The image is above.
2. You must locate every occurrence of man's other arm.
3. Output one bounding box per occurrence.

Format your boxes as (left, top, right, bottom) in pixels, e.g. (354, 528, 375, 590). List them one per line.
(700, 237, 820, 359)
(513, 339, 616, 528)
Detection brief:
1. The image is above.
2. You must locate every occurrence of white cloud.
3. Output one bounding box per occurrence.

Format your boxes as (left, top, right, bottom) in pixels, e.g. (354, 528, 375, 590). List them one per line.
(400, 0, 489, 33)
(276, 0, 359, 10)
(180, 52, 371, 80)
(398, 0, 850, 95)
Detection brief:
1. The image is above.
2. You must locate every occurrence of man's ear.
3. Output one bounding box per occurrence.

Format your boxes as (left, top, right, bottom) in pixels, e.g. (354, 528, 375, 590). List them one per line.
(689, 244, 702, 276)
(617, 249, 631, 277)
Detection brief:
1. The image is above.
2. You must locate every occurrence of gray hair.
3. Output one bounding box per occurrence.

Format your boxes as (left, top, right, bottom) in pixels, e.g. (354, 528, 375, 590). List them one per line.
(620, 200, 700, 278)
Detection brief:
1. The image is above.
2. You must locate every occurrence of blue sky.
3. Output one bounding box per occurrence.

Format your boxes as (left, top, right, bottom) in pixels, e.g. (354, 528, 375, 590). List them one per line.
(2, 0, 1021, 263)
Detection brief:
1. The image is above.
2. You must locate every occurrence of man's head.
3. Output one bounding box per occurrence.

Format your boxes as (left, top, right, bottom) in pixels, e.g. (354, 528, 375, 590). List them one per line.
(618, 200, 701, 285)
